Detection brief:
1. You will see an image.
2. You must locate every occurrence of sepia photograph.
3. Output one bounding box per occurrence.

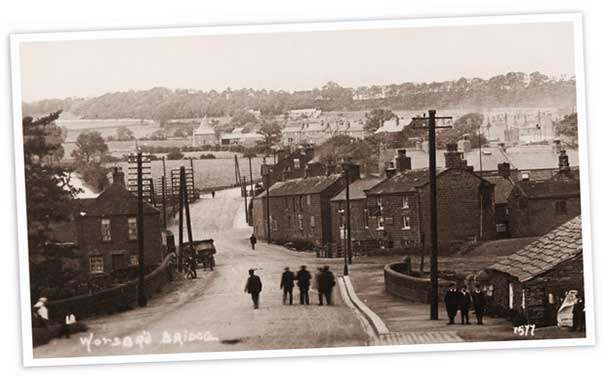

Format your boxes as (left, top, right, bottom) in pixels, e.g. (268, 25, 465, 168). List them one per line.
(9, 13, 594, 366)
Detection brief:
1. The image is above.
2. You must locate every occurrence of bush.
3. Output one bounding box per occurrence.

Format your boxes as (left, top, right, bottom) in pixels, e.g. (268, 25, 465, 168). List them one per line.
(199, 153, 216, 159)
(77, 163, 110, 192)
(166, 149, 185, 160)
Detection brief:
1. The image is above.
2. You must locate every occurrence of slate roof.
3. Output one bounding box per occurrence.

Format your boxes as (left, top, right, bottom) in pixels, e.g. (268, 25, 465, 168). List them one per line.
(264, 174, 342, 197)
(516, 171, 580, 199)
(331, 178, 383, 202)
(365, 168, 448, 195)
(76, 183, 160, 217)
(488, 216, 583, 282)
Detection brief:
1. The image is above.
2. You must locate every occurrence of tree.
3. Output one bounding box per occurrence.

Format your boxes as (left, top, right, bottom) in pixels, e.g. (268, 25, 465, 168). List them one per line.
(230, 109, 258, 128)
(256, 118, 282, 153)
(364, 109, 395, 133)
(557, 113, 578, 148)
(437, 113, 486, 149)
(23, 110, 80, 255)
(166, 148, 185, 160)
(71, 131, 109, 163)
(115, 126, 135, 141)
(315, 134, 378, 175)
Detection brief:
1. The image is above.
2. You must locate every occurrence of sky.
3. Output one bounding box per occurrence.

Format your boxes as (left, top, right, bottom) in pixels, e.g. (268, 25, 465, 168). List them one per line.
(17, 21, 576, 102)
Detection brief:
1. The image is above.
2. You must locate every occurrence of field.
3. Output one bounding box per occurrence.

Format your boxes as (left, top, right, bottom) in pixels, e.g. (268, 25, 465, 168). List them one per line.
(109, 155, 265, 192)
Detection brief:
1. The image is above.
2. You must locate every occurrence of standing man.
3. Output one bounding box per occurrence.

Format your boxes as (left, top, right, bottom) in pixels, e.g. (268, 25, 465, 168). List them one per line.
(313, 267, 323, 304)
(244, 269, 262, 309)
(444, 285, 459, 325)
(296, 265, 312, 305)
(318, 266, 336, 306)
(249, 233, 257, 250)
(211, 190, 216, 198)
(280, 267, 295, 305)
(460, 286, 472, 325)
(472, 286, 486, 325)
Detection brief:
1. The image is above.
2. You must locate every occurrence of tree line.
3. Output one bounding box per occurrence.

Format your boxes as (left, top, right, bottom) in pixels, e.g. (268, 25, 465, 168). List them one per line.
(22, 72, 576, 122)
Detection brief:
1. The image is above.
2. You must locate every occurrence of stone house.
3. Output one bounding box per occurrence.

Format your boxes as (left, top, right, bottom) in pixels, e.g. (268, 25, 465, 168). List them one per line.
(485, 216, 584, 327)
(252, 166, 359, 248)
(262, 146, 326, 185)
(364, 146, 496, 253)
(484, 162, 517, 238)
(508, 151, 581, 238)
(329, 177, 383, 255)
(74, 168, 163, 276)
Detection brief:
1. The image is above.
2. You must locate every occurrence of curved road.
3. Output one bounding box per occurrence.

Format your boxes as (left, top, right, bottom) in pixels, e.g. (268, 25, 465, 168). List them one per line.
(34, 188, 367, 359)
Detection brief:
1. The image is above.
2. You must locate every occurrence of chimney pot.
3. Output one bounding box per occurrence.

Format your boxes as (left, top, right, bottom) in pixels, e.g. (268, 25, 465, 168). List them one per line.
(112, 167, 126, 187)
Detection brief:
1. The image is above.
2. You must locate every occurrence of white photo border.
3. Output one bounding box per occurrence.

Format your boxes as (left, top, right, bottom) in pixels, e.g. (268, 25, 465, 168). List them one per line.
(9, 12, 595, 367)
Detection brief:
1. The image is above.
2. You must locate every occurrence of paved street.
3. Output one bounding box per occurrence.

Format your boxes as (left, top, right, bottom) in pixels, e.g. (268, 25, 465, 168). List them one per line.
(34, 188, 366, 358)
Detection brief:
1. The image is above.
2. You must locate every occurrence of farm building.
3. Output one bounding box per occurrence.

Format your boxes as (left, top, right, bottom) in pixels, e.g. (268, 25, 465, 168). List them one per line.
(192, 116, 216, 146)
(484, 216, 584, 327)
(74, 168, 164, 276)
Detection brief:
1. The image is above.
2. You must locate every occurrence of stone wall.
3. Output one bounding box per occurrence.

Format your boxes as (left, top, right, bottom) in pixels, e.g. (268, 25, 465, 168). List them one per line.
(384, 261, 454, 303)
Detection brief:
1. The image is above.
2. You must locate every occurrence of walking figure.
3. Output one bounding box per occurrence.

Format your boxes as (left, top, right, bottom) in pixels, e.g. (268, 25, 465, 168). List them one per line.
(472, 286, 486, 325)
(244, 269, 262, 309)
(444, 285, 460, 325)
(185, 254, 197, 279)
(249, 233, 257, 250)
(313, 267, 322, 304)
(280, 267, 295, 305)
(211, 191, 216, 198)
(296, 265, 311, 305)
(460, 286, 472, 325)
(318, 266, 336, 306)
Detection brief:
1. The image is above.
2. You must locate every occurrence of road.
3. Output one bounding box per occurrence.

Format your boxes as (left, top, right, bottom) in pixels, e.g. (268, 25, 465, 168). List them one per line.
(34, 188, 367, 358)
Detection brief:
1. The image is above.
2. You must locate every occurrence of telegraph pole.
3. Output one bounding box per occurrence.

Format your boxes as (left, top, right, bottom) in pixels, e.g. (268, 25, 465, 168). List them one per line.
(412, 110, 452, 320)
(243, 176, 249, 223)
(177, 168, 185, 272)
(161, 175, 167, 229)
(136, 151, 147, 307)
(344, 162, 353, 266)
(182, 166, 193, 244)
(248, 155, 254, 197)
(264, 164, 272, 244)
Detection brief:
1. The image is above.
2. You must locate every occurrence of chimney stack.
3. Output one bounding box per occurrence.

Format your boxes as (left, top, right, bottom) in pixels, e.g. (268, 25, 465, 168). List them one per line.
(457, 135, 472, 153)
(385, 162, 397, 178)
(559, 150, 570, 173)
(498, 142, 507, 153)
(112, 167, 126, 187)
(552, 139, 562, 155)
(304, 165, 311, 178)
(444, 143, 467, 169)
(395, 149, 412, 172)
(497, 162, 511, 179)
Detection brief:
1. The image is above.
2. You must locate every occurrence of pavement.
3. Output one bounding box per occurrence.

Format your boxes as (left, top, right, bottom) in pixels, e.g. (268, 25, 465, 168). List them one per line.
(33, 188, 367, 358)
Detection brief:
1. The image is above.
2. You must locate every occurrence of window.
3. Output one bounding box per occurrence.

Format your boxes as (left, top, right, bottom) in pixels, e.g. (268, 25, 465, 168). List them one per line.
(402, 215, 411, 230)
(377, 216, 385, 230)
(508, 283, 514, 310)
(555, 200, 568, 215)
(306, 195, 311, 206)
(128, 217, 137, 240)
(402, 195, 410, 209)
(299, 196, 303, 209)
(270, 216, 277, 231)
(310, 215, 316, 228)
(90, 255, 104, 274)
(112, 253, 127, 270)
(363, 207, 369, 228)
(101, 218, 111, 241)
(130, 254, 139, 266)
(298, 214, 304, 230)
(284, 197, 289, 210)
(293, 158, 301, 169)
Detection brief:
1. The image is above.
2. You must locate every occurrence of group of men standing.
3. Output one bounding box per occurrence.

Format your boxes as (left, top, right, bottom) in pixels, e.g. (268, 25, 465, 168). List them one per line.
(444, 285, 486, 325)
(244, 265, 336, 309)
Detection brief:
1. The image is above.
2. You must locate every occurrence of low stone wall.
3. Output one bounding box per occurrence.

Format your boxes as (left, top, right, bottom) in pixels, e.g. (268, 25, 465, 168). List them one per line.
(384, 262, 454, 303)
(47, 255, 175, 323)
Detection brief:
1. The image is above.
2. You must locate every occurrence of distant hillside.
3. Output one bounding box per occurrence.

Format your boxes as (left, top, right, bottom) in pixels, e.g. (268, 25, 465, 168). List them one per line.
(22, 72, 576, 122)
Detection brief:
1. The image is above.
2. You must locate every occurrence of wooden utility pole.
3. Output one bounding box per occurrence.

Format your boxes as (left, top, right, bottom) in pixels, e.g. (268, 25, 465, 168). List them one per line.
(344, 162, 353, 267)
(161, 175, 167, 229)
(177, 168, 185, 272)
(412, 110, 452, 320)
(248, 156, 254, 197)
(243, 176, 249, 223)
(136, 152, 147, 307)
(182, 166, 193, 244)
(264, 167, 272, 244)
